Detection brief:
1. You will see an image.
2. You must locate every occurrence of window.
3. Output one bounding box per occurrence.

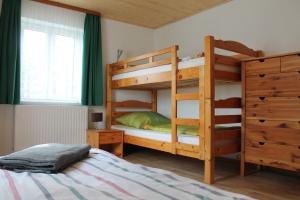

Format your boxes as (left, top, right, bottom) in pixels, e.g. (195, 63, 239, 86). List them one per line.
(21, 17, 83, 104)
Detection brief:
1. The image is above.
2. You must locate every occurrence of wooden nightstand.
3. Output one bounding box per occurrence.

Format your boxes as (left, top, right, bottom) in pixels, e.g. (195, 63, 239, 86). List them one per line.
(87, 129, 124, 158)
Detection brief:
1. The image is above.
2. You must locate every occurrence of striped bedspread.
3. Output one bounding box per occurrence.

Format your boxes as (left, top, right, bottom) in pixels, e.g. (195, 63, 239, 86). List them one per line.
(0, 149, 253, 200)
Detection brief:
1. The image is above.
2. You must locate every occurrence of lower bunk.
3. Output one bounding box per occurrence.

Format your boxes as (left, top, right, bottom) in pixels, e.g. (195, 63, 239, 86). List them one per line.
(112, 124, 241, 159)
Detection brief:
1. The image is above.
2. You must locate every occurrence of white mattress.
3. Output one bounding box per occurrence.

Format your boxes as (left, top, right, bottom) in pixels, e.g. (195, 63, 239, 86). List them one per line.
(112, 57, 239, 80)
(112, 124, 199, 145)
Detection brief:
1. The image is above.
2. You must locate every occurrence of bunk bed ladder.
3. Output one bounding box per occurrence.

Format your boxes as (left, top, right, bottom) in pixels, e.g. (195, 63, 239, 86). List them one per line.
(171, 45, 205, 160)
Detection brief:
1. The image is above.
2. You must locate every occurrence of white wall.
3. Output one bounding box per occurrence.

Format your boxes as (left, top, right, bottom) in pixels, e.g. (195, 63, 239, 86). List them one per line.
(0, 105, 14, 155)
(154, 0, 300, 118)
(154, 0, 300, 57)
(102, 18, 154, 65)
(90, 18, 154, 128)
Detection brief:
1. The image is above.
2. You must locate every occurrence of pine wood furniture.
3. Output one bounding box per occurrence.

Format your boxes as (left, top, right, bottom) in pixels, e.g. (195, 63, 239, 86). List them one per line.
(87, 129, 124, 157)
(106, 35, 262, 184)
(241, 52, 300, 175)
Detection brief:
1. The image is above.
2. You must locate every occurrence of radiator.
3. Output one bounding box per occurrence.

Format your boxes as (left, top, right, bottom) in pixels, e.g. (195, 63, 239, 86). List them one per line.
(15, 105, 88, 151)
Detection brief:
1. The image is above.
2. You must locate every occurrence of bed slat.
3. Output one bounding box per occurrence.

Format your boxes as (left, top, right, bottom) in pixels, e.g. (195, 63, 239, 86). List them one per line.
(215, 70, 241, 81)
(214, 39, 259, 57)
(110, 46, 174, 68)
(112, 58, 172, 75)
(215, 54, 241, 67)
(215, 129, 241, 141)
(215, 97, 241, 108)
(215, 115, 241, 124)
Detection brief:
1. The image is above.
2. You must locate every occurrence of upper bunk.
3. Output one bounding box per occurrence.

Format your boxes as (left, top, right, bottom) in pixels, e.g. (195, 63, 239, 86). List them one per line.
(107, 36, 262, 90)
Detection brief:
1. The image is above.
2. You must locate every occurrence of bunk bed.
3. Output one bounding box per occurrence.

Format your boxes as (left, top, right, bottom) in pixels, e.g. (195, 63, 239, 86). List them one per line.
(106, 35, 262, 184)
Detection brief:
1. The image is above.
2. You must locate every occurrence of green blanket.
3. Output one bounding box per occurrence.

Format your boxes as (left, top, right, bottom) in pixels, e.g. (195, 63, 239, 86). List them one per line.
(144, 123, 199, 136)
(144, 123, 238, 136)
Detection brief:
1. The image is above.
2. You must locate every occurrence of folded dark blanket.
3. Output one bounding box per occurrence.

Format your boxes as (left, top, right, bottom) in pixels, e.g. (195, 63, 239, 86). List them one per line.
(0, 144, 91, 173)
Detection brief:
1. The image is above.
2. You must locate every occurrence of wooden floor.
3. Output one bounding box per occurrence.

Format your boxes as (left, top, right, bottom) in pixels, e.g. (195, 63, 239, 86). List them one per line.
(124, 148, 300, 200)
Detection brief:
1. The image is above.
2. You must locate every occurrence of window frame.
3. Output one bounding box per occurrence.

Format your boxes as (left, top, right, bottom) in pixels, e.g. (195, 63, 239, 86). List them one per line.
(20, 17, 84, 105)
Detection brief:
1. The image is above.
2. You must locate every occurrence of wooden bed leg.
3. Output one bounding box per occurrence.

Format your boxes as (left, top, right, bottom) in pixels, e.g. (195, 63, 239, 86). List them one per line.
(204, 157, 215, 184)
(240, 159, 246, 176)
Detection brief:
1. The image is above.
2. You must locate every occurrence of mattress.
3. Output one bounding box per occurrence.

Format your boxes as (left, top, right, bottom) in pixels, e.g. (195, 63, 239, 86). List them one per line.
(112, 57, 239, 80)
(112, 124, 200, 145)
(0, 148, 253, 200)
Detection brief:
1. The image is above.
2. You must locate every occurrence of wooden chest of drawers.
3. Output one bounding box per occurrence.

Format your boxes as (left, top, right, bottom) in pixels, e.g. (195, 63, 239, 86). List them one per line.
(241, 52, 300, 174)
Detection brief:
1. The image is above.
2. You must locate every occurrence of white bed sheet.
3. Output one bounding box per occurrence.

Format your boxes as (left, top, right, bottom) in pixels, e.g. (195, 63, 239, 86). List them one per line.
(112, 57, 239, 80)
(112, 124, 199, 145)
(0, 148, 254, 200)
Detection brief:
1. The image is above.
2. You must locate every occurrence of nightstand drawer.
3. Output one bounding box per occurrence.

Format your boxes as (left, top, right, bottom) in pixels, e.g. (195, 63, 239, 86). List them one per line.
(99, 132, 123, 145)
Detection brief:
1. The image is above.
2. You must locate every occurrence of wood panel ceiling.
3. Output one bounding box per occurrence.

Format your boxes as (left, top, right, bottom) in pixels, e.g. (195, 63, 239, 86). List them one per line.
(50, 0, 231, 28)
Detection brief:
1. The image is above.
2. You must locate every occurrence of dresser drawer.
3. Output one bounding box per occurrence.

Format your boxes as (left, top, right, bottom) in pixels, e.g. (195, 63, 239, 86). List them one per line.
(245, 57, 280, 76)
(281, 54, 300, 73)
(246, 72, 300, 97)
(246, 97, 300, 120)
(245, 140, 300, 171)
(99, 132, 123, 145)
(245, 119, 300, 146)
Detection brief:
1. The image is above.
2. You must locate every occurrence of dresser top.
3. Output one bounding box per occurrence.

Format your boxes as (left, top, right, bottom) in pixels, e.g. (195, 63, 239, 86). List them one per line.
(242, 51, 300, 62)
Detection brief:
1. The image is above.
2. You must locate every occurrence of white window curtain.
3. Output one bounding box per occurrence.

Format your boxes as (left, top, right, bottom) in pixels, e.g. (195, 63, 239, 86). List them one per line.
(20, 0, 85, 103)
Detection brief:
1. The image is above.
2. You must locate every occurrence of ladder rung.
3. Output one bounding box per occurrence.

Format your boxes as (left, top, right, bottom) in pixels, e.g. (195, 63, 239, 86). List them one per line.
(175, 118, 200, 126)
(175, 93, 201, 100)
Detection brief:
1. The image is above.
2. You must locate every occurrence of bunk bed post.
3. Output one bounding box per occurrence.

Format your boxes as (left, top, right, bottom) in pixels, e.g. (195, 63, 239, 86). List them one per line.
(203, 36, 215, 184)
(171, 45, 179, 154)
(240, 61, 246, 176)
(151, 90, 157, 112)
(106, 64, 112, 128)
(199, 67, 205, 160)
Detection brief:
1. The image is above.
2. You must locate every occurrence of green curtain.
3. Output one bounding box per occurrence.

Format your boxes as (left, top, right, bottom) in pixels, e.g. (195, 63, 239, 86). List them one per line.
(0, 0, 21, 104)
(81, 14, 103, 106)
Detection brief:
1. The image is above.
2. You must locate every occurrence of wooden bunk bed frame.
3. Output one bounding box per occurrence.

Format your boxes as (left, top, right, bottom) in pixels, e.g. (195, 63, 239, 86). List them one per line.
(106, 35, 262, 184)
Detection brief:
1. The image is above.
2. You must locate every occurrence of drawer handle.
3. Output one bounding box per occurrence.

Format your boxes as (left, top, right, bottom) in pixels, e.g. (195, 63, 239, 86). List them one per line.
(259, 142, 265, 146)
(259, 74, 266, 78)
(259, 119, 266, 123)
(259, 59, 265, 63)
(259, 97, 266, 101)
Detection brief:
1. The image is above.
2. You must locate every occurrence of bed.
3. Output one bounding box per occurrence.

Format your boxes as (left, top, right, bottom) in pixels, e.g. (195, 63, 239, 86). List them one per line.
(0, 149, 253, 200)
(112, 57, 239, 81)
(106, 35, 262, 184)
